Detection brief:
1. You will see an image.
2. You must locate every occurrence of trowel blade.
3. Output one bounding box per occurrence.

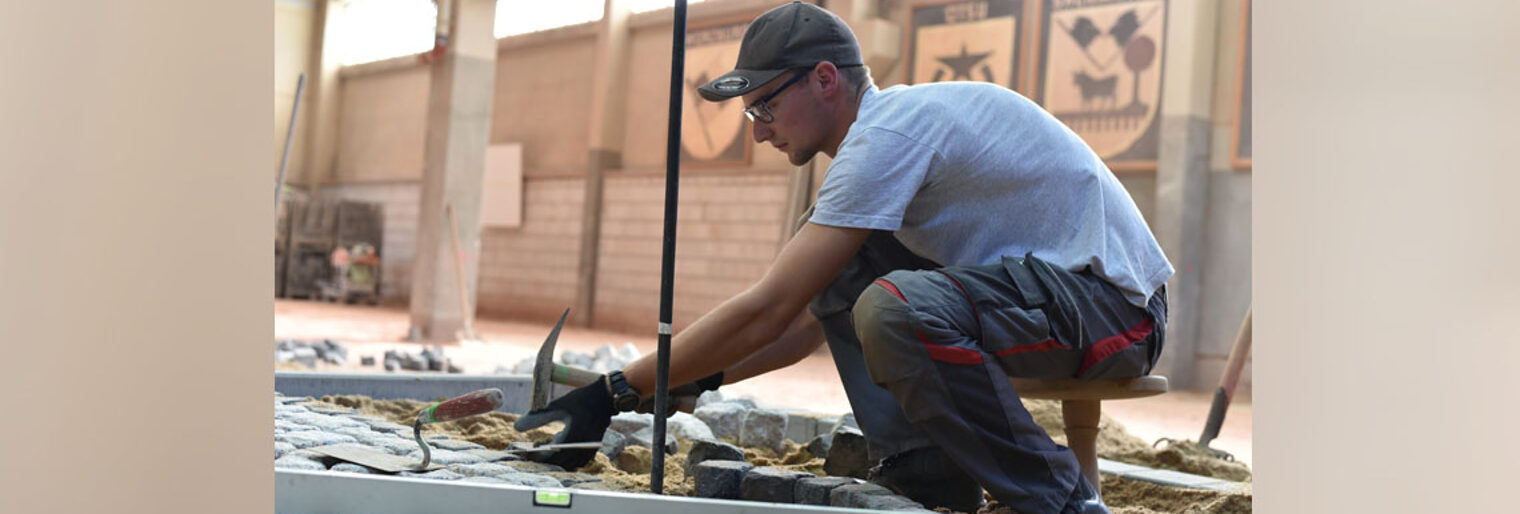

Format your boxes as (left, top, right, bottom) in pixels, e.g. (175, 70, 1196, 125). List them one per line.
(309, 444, 444, 474)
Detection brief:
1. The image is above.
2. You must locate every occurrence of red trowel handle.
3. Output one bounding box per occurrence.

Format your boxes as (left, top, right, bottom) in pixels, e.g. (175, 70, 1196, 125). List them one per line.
(418, 388, 505, 424)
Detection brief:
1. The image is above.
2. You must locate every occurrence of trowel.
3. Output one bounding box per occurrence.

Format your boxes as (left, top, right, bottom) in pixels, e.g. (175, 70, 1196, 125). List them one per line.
(310, 388, 505, 473)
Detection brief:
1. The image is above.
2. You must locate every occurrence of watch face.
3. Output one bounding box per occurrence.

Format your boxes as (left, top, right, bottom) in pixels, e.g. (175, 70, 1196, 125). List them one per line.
(614, 394, 640, 412)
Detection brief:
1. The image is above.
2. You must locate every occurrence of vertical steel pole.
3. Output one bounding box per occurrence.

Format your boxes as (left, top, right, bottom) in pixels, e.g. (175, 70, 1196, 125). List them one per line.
(276, 73, 306, 213)
(652, 0, 687, 494)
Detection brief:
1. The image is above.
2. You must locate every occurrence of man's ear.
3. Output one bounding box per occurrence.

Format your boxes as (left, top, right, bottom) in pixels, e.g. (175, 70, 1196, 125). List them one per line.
(813, 61, 841, 100)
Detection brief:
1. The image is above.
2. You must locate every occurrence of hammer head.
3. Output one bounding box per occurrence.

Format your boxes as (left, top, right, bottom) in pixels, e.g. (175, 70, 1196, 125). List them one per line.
(529, 308, 572, 411)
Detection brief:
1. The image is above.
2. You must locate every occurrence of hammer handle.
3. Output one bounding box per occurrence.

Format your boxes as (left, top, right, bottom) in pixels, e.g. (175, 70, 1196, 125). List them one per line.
(551, 363, 604, 387)
(420, 388, 505, 424)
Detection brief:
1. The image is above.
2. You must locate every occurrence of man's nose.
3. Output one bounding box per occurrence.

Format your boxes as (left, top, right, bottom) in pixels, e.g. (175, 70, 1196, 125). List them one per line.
(752, 122, 771, 143)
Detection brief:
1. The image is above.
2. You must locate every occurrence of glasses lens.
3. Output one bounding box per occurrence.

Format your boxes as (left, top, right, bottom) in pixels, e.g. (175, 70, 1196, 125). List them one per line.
(744, 103, 772, 124)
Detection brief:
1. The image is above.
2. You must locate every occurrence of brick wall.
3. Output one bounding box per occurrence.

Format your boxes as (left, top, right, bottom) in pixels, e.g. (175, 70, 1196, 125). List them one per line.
(593, 172, 790, 334)
(474, 177, 585, 321)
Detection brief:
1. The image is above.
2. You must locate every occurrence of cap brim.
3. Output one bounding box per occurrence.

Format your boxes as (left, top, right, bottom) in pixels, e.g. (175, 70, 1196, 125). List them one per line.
(697, 68, 789, 102)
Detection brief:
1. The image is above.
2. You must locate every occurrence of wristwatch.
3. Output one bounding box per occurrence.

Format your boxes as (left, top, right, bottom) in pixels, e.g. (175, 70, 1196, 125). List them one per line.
(605, 370, 642, 412)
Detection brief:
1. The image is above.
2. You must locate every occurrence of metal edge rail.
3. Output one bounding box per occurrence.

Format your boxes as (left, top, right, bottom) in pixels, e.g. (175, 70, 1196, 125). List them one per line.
(274, 371, 566, 414)
(276, 470, 879, 514)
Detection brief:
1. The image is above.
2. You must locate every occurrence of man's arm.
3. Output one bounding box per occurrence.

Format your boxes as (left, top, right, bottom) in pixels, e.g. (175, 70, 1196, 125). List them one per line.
(721, 310, 825, 384)
(621, 222, 868, 393)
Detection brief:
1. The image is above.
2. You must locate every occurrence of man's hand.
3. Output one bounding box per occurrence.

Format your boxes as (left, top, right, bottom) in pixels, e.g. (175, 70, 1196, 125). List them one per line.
(634, 372, 724, 416)
(513, 377, 615, 470)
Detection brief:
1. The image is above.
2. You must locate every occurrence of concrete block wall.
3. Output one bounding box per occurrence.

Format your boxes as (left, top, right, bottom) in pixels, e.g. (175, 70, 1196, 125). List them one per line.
(475, 177, 585, 321)
(593, 172, 790, 334)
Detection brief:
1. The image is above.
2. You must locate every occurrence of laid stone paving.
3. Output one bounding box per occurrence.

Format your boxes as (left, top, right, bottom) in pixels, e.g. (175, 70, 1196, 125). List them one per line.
(271, 387, 929, 510)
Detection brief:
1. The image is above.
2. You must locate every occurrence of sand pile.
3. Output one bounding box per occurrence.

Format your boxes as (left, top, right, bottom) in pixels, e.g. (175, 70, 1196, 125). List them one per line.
(312, 395, 1250, 513)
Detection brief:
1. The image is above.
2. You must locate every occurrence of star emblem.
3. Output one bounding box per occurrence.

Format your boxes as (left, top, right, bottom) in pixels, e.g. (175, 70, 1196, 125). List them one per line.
(935, 44, 993, 81)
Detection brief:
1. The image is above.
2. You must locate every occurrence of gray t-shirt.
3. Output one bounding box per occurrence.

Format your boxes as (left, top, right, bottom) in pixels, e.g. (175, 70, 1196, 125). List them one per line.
(810, 82, 1173, 307)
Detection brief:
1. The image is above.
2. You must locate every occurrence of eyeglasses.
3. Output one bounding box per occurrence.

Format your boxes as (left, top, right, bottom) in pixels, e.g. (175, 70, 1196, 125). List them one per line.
(742, 70, 808, 124)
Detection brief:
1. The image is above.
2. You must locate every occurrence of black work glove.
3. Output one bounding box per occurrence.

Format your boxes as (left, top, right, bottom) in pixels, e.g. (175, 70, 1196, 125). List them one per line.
(513, 376, 615, 470)
(634, 371, 725, 416)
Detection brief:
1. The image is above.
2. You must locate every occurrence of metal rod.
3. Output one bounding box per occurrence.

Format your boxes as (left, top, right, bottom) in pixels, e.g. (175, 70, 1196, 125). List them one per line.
(652, 0, 688, 495)
(276, 73, 306, 213)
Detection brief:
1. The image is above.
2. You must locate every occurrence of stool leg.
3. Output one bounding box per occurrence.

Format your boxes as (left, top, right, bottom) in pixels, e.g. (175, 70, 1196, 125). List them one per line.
(1062, 399, 1102, 495)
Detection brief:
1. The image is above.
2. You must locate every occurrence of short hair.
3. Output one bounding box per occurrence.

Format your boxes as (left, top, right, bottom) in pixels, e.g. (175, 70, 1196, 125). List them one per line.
(839, 64, 873, 96)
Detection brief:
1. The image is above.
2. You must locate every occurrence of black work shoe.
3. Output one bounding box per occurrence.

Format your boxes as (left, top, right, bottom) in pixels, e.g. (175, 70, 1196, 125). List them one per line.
(1059, 474, 1111, 514)
(867, 446, 986, 513)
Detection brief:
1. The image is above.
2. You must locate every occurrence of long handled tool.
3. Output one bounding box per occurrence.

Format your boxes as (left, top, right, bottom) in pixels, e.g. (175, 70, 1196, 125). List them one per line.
(1198, 307, 1252, 460)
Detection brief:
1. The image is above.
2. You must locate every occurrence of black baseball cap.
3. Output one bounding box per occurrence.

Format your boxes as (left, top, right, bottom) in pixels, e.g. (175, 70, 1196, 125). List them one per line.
(697, 2, 862, 102)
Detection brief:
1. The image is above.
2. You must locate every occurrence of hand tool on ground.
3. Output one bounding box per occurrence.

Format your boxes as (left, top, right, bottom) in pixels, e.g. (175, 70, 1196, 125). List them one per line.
(1197, 307, 1252, 460)
(1152, 306, 1252, 461)
(309, 387, 507, 473)
(413, 387, 506, 469)
(503, 441, 608, 461)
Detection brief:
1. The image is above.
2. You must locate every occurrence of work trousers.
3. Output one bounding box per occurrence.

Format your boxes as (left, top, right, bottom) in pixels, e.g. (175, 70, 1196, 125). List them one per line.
(810, 230, 1167, 514)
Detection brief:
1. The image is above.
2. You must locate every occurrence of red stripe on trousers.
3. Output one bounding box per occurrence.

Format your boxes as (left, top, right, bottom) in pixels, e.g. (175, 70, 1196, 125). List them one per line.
(873, 277, 985, 365)
(1080, 317, 1156, 375)
(995, 338, 1065, 356)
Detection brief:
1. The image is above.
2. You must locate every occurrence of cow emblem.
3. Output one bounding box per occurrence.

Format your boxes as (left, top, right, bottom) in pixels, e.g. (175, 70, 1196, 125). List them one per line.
(1042, 0, 1167, 163)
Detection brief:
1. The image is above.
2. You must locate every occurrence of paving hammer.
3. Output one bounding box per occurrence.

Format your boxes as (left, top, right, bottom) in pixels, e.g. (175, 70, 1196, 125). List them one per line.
(517, 308, 697, 437)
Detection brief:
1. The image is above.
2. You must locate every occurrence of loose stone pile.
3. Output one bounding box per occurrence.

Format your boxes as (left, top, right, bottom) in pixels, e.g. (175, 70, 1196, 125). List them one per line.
(497, 342, 643, 375)
(379, 346, 463, 373)
(275, 339, 348, 367)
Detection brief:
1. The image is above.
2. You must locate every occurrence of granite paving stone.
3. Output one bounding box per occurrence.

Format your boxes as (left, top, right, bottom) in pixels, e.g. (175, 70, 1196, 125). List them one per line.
(740, 466, 814, 503)
(464, 449, 519, 462)
(281, 411, 367, 431)
(275, 419, 315, 433)
(274, 454, 326, 471)
(402, 448, 485, 465)
(502, 461, 565, 473)
(399, 469, 465, 480)
(446, 462, 519, 477)
(609, 412, 654, 435)
(600, 430, 627, 458)
(542, 472, 603, 487)
(692, 460, 754, 499)
(423, 438, 485, 451)
(795, 476, 860, 505)
(685, 438, 745, 474)
(806, 433, 833, 458)
(823, 426, 870, 478)
(460, 476, 508, 484)
(667, 412, 715, 441)
(739, 409, 788, 452)
(694, 403, 748, 439)
(275, 441, 296, 459)
(493, 472, 564, 488)
(330, 463, 377, 474)
(277, 430, 358, 449)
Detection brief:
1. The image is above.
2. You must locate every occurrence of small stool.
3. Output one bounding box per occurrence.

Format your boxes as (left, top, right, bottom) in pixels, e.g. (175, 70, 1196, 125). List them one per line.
(1007, 375, 1169, 494)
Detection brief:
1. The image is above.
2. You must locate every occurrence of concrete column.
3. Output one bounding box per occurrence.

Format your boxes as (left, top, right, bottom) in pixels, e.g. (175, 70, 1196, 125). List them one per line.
(1149, 0, 1218, 389)
(408, 0, 498, 342)
(573, 0, 633, 328)
(303, 0, 344, 189)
